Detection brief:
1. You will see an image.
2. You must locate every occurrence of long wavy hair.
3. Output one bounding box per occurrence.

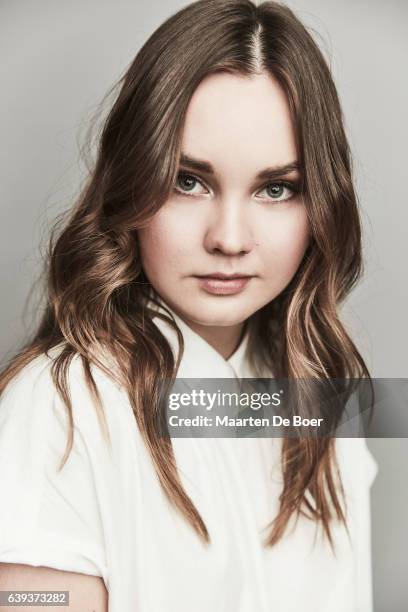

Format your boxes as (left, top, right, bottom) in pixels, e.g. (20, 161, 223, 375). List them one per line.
(0, 0, 370, 547)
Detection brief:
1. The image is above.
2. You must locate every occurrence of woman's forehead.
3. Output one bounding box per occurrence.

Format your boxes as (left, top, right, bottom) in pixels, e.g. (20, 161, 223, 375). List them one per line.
(180, 71, 298, 180)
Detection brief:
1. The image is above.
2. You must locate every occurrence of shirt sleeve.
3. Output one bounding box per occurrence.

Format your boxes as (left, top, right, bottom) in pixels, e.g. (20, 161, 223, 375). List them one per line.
(331, 437, 378, 612)
(0, 354, 108, 582)
(355, 438, 378, 612)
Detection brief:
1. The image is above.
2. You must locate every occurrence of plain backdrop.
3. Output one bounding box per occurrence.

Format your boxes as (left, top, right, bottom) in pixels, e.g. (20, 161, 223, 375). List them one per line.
(0, 1, 407, 610)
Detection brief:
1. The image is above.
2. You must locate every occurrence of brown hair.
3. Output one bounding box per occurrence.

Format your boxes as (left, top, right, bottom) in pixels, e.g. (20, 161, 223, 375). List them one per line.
(0, 0, 369, 548)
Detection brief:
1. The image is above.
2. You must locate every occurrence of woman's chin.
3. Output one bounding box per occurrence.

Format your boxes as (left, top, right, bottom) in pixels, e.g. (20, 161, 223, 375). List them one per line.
(174, 302, 254, 328)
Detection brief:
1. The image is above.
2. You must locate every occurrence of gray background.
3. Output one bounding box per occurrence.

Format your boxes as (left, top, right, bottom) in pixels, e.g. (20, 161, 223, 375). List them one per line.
(0, 1, 407, 609)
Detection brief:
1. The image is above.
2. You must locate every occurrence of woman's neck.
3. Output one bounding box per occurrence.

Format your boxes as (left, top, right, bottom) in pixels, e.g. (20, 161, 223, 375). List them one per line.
(150, 293, 247, 360)
(178, 317, 246, 360)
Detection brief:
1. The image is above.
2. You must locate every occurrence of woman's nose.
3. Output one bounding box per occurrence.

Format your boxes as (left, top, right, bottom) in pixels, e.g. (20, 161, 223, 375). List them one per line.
(203, 200, 255, 256)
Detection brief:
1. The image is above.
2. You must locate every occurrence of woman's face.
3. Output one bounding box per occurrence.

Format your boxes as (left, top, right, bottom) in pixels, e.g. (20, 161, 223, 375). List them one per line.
(138, 71, 310, 328)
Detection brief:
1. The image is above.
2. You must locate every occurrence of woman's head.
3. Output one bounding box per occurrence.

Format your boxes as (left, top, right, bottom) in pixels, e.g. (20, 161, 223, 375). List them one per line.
(93, 0, 362, 374)
(1, 0, 370, 547)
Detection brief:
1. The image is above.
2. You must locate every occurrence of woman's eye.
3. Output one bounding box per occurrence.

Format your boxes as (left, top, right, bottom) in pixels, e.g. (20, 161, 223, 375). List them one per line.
(174, 172, 208, 197)
(257, 182, 299, 203)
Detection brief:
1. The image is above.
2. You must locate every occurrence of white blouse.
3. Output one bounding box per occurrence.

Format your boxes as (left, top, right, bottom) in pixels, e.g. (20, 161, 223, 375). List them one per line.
(0, 305, 378, 611)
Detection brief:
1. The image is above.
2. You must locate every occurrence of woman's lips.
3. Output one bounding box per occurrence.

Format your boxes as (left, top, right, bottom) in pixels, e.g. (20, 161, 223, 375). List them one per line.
(194, 275, 252, 295)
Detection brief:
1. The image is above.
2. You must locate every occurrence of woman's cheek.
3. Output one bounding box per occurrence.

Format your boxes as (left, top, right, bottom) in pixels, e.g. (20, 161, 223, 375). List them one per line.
(139, 213, 197, 277)
(260, 214, 309, 275)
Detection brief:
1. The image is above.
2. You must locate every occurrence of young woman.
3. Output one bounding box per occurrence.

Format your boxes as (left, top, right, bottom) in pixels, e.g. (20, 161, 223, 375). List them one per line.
(0, 1, 378, 611)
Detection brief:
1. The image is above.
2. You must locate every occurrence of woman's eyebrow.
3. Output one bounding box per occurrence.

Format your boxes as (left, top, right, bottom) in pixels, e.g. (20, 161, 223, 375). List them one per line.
(179, 152, 302, 180)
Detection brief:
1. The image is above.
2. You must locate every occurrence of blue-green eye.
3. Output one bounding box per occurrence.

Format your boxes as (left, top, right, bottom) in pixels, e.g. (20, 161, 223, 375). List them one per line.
(174, 172, 208, 197)
(256, 182, 300, 203)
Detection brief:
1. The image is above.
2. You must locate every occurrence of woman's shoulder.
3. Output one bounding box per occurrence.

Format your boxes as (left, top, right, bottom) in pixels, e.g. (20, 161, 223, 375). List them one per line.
(0, 343, 133, 499)
(0, 344, 129, 440)
(335, 437, 379, 491)
(1, 350, 54, 400)
(0, 351, 57, 432)
(2, 342, 123, 392)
